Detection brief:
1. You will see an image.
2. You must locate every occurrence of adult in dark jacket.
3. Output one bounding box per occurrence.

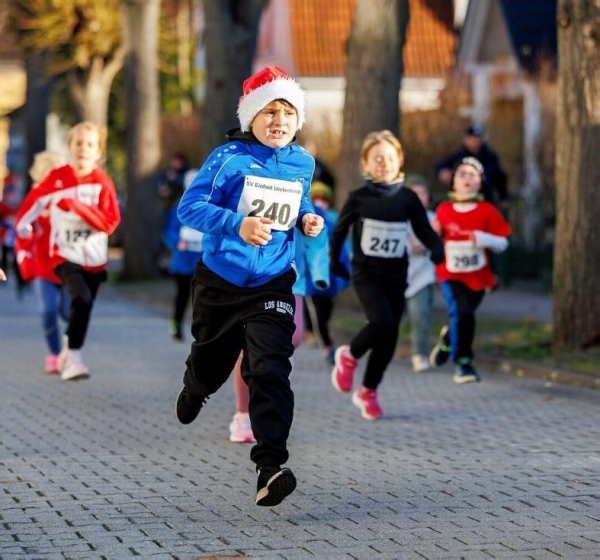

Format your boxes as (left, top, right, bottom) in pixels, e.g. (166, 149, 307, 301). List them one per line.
(434, 125, 509, 208)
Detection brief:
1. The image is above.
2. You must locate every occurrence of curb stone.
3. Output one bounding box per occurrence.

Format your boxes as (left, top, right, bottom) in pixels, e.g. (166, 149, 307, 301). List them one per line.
(477, 355, 600, 390)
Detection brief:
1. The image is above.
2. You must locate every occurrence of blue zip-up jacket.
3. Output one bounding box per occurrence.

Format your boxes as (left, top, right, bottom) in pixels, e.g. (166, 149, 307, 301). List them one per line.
(177, 131, 316, 288)
(162, 204, 203, 276)
(304, 205, 351, 298)
(292, 228, 330, 296)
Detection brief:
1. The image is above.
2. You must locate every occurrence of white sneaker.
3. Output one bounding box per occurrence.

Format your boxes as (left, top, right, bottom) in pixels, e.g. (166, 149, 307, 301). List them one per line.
(60, 357, 90, 381)
(229, 412, 255, 443)
(57, 335, 69, 372)
(411, 354, 430, 373)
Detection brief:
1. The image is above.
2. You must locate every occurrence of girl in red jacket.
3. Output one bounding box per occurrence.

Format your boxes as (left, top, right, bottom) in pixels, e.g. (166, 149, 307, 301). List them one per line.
(430, 157, 511, 383)
(16, 122, 121, 381)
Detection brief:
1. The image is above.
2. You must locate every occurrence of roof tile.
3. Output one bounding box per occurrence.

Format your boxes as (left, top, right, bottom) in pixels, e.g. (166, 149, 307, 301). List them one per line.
(289, 0, 457, 78)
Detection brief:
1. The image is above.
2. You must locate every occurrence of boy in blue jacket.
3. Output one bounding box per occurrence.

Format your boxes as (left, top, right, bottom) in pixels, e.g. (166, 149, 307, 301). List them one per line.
(175, 66, 324, 507)
(161, 169, 202, 341)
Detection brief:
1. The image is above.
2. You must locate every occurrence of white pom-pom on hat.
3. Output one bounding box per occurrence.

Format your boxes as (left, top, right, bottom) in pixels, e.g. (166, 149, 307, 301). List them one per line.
(237, 66, 306, 132)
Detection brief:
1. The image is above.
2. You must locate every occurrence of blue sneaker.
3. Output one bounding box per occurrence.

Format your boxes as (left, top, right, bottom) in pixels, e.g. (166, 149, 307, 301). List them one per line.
(453, 361, 481, 384)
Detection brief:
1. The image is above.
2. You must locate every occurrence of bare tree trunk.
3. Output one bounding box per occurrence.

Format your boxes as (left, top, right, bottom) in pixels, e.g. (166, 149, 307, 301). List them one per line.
(177, 0, 194, 116)
(65, 53, 125, 126)
(521, 79, 544, 251)
(337, 0, 409, 205)
(25, 52, 51, 192)
(202, 0, 267, 157)
(553, 0, 600, 352)
(121, 0, 163, 280)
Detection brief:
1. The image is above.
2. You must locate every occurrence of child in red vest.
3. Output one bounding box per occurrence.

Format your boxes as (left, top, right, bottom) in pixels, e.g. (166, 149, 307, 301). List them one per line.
(430, 157, 512, 383)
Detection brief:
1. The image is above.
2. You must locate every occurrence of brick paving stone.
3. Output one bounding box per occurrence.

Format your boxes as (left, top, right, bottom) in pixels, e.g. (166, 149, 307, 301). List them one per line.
(1, 281, 599, 559)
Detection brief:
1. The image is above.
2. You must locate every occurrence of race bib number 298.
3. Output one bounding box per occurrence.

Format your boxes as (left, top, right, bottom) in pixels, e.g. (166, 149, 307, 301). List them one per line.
(237, 175, 303, 231)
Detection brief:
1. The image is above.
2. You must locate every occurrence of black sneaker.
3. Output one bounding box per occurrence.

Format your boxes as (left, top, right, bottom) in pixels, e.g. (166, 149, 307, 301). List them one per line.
(175, 386, 209, 424)
(255, 466, 297, 507)
(429, 325, 450, 367)
(453, 361, 481, 384)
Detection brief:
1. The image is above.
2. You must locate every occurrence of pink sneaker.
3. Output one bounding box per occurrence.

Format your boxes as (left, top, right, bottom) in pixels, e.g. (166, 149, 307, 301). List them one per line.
(45, 354, 59, 374)
(331, 345, 358, 393)
(352, 386, 383, 420)
(229, 412, 256, 443)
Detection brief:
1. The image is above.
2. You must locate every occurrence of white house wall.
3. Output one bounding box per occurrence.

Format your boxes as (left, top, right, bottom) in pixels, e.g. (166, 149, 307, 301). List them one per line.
(299, 77, 446, 133)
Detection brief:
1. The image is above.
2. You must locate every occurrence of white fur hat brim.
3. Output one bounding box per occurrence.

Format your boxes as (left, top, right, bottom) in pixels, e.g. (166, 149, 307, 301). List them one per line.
(237, 78, 306, 132)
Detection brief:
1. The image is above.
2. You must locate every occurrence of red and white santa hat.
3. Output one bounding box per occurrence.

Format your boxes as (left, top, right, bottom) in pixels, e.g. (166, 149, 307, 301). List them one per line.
(237, 66, 306, 132)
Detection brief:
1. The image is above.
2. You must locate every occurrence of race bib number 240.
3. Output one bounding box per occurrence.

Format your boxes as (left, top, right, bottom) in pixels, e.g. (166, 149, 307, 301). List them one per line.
(237, 175, 303, 231)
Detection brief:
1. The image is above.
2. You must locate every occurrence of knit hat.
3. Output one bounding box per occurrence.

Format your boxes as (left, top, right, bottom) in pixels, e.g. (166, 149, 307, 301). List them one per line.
(310, 181, 333, 203)
(449, 157, 486, 202)
(454, 156, 485, 178)
(237, 66, 306, 132)
(404, 173, 429, 189)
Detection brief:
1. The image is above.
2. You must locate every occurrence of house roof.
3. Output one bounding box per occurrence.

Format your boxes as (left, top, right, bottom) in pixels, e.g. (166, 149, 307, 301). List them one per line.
(288, 0, 457, 78)
(456, 0, 556, 74)
(499, 0, 557, 73)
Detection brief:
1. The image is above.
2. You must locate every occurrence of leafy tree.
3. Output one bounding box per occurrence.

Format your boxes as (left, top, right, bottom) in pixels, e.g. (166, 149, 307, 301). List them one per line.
(553, 0, 600, 352)
(159, 0, 200, 116)
(10, 0, 126, 126)
(337, 0, 409, 204)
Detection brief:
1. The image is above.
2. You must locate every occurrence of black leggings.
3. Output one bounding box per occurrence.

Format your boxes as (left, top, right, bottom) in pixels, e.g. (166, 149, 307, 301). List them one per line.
(440, 280, 485, 363)
(304, 294, 334, 348)
(172, 273, 193, 324)
(351, 277, 406, 390)
(54, 262, 106, 350)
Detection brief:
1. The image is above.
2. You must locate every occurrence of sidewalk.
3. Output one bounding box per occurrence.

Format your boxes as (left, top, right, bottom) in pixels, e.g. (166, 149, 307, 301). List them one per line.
(1, 276, 599, 558)
(447, 286, 600, 390)
(108, 268, 598, 390)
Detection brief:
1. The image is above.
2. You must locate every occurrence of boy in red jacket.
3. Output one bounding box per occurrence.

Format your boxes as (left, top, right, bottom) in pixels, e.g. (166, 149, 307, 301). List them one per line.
(16, 122, 121, 381)
(431, 157, 511, 383)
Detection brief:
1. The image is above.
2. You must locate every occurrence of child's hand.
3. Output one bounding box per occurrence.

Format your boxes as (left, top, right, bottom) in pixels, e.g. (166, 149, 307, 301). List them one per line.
(302, 213, 324, 237)
(0, 268, 6, 282)
(239, 216, 273, 247)
(408, 237, 426, 255)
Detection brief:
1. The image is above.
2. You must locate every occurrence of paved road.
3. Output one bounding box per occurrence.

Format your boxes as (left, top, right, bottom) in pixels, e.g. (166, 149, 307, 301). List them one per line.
(1, 280, 598, 559)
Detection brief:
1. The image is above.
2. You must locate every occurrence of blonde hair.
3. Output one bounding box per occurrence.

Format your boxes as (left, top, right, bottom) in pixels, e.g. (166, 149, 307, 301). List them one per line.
(29, 151, 65, 185)
(359, 129, 405, 177)
(67, 121, 107, 156)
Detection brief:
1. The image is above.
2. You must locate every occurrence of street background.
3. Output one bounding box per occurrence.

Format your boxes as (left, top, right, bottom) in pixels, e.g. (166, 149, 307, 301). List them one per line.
(1, 278, 598, 559)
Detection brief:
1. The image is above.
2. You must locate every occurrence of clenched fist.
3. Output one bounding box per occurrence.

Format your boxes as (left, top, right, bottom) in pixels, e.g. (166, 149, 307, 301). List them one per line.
(302, 213, 324, 237)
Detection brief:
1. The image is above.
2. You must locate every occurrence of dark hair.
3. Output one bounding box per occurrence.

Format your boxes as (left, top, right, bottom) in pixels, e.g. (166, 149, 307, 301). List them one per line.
(450, 157, 488, 195)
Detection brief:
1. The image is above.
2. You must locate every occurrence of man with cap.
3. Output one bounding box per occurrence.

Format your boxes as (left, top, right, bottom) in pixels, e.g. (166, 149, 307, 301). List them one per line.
(434, 125, 509, 208)
(174, 66, 324, 507)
